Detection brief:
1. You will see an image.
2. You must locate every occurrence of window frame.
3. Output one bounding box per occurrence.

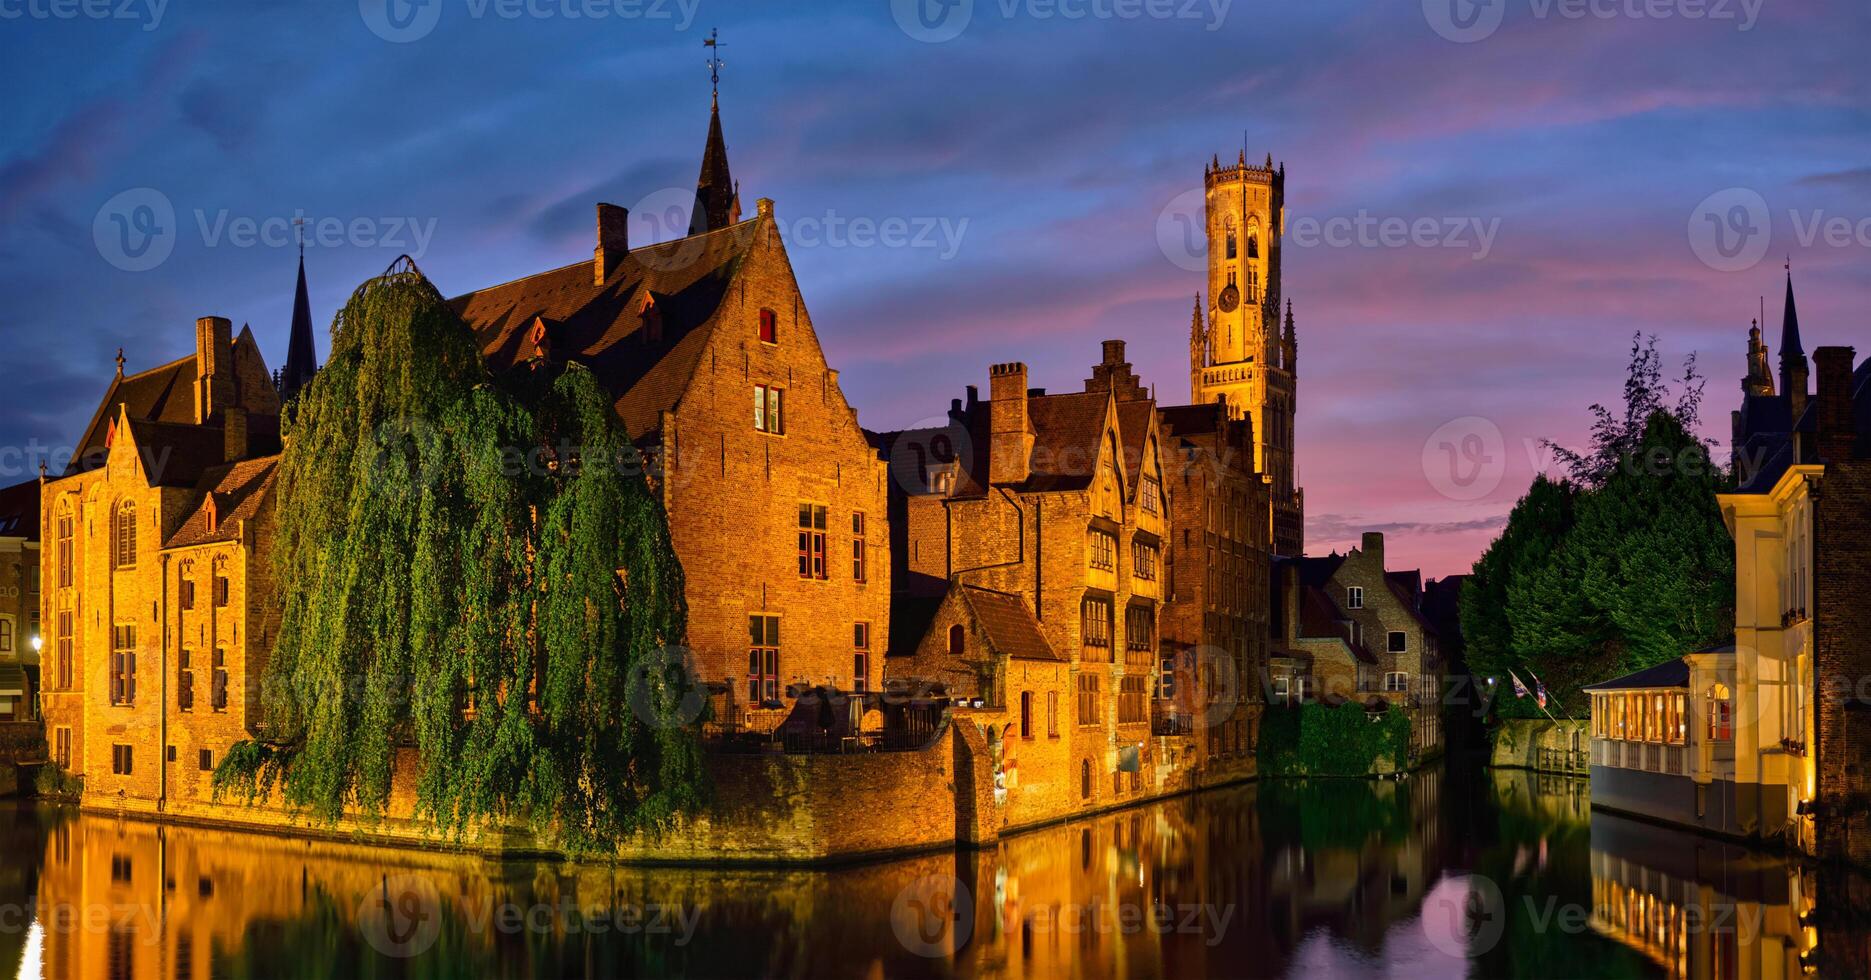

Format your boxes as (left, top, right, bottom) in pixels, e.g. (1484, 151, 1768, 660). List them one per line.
(757, 308, 778, 345)
(113, 501, 137, 569)
(1387, 631, 1407, 654)
(747, 615, 781, 705)
(851, 512, 867, 582)
(109, 624, 136, 706)
(754, 384, 785, 434)
(852, 622, 870, 694)
(1346, 586, 1363, 610)
(796, 504, 828, 580)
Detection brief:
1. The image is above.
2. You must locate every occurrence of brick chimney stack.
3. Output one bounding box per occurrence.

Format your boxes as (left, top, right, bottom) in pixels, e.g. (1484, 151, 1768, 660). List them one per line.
(194, 316, 233, 424)
(594, 202, 629, 285)
(1361, 531, 1386, 567)
(989, 362, 1033, 486)
(1814, 346, 1858, 464)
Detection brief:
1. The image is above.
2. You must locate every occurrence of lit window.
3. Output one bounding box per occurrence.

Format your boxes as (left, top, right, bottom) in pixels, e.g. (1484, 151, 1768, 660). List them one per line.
(109, 625, 136, 705)
(1707, 684, 1732, 741)
(754, 384, 784, 434)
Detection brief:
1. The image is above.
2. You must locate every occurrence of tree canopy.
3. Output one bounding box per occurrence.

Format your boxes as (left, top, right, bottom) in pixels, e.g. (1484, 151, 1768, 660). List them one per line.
(215, 259, 706, 849)
(1464, 335, 1733, 718)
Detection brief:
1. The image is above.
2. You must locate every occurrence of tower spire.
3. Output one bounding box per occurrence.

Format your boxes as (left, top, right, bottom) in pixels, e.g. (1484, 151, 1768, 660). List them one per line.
(690, 28, 737, 237)
(1778, 261, 1807, 404)
(279, 250, 319, 404)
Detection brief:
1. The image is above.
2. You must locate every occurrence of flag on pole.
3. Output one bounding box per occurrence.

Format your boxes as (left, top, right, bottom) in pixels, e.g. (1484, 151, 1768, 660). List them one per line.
(1510, 672, 1530, 699)
(1536, 679, 1548, 709)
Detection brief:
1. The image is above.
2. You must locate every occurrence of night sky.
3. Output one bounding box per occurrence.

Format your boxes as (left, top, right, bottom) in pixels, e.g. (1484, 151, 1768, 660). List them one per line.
(4, 0, 1868, 577)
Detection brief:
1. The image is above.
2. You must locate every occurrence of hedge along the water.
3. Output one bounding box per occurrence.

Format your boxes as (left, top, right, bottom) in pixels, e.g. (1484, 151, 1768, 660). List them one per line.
(1258, 701, 1412, 777)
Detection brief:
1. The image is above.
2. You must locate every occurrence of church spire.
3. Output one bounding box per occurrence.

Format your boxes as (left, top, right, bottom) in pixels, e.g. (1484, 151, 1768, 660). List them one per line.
(689, 28, 737, 237)
(278, 249, 319, 404)
(1778, 263, 1808, 407)
(1743, 318, 1774, 397)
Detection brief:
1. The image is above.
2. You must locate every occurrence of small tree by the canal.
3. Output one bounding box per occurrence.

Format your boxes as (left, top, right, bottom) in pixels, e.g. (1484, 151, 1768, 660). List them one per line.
(1463, 334, 1734, 719)
(1258, 702, 1412, 777)
(214, 259, 706, 851)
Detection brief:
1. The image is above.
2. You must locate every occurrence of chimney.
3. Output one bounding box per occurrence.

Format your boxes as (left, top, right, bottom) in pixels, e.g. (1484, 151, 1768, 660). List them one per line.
(594, 203, 628, 285)
(1815, 346, 1858, 464)
(1361, 532, 1385, 568)
(989, 362, 1033, 486)
(223, 407, 248, 463)
(194, 316, 233, 424)
(1101, 339, 1125, 366)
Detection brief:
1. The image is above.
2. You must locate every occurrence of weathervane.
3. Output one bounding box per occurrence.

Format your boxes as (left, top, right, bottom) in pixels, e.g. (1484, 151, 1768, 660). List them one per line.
(704, 27, 725, 101)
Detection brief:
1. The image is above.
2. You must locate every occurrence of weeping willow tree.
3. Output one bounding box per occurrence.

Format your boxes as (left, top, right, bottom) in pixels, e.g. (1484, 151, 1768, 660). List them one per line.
(216, 258, 705, 850)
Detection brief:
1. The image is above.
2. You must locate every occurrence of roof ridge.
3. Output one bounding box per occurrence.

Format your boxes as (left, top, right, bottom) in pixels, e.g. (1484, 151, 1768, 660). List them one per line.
(448, 218, 760, 302)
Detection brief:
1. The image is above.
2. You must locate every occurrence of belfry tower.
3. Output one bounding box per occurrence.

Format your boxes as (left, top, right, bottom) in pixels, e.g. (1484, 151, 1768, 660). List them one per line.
(1190, 151, 1302, 555)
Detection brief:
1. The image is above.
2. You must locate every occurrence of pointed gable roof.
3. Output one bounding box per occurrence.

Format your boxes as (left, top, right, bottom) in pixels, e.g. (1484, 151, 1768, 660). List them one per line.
(958, 586, 1060, 662)
(1779, 271, 1805, 365)
(450, 218, 764, 441)
(167, 456, 280, 548)
(279, 254, 319, 402)
(689, 97, 736, 237)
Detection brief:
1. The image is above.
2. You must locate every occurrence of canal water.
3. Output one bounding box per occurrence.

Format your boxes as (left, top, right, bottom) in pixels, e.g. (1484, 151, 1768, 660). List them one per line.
(4, 764, 1869, 978)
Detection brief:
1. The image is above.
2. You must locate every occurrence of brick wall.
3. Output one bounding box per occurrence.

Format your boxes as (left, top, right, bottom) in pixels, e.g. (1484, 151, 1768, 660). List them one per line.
(1814, 453, 1871, 863)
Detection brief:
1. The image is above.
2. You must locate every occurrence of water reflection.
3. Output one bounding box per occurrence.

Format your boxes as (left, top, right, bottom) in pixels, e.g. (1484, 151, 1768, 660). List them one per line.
(6, 766, 1869, 978)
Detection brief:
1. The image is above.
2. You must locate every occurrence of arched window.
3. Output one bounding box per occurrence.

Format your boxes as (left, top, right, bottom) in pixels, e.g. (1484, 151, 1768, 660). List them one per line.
(113, 501, 137, 569)
(1707, 684, 1732, 741)
(948, 624, 964, 658)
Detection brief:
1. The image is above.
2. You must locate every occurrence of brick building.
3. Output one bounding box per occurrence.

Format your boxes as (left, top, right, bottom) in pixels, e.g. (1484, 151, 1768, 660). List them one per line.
(1271, 533, 1442, 758)
(878, 355, 1178, 826)
(0, 479, 39, 722)
(38, 314, 288, 810)
(451, 98, 891, 730)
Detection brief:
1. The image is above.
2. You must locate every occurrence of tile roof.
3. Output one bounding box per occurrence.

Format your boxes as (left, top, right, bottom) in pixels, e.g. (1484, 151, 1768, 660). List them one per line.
(166, 456, 280, 548)
(960, 586, 1060, 662)
(449, 218, 763, 441)
(1114, 399, 1156, 494)
(1022, 390, 1110, 493)
(122, 419, 232, 488)
(67, 328, 278, 476)
(0, 479, 38, 539)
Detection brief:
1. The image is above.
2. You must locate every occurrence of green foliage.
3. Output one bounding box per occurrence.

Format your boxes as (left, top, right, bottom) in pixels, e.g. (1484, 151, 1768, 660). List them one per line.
(1468, 336, 1733, 721)
(215, 259, 705, 850)
(1258, 702, 1412, 777)
(33, 763, 83, 802)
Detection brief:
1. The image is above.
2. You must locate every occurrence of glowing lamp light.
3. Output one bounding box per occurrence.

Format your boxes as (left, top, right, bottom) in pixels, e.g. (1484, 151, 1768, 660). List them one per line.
(30, 635, 43, 652)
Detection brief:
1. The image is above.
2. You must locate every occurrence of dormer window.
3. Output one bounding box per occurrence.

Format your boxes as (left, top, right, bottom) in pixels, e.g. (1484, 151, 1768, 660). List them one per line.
(639, 294, 663, 344)
(758, 308, 778, 345)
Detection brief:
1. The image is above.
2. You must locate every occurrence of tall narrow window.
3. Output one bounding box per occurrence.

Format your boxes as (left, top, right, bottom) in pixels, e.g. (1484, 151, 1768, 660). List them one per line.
(1047, 691, 1058, 737)
(1081, 596, 1113, 660)
(757, 308, 778, 344)
(1020, 691, 1033, 739)
(56, 508, 73, 588)
(1708, 684, 1732, 741)
(177, 650, 194, 712)
(852, 623, 870, 694)
(949, 624, 965, 658)
(0, 620, 11, 653)
(754, 384, 784, 434)
(113, 502, 137, 569)
(213, 576, 229, 608)
(109, 625, 136, 705)
(851, 512, 867, 582)
(55, 611, 72, 689)
(748, 615, 780, 704)
(180, 577, 196, 611)
(797, 504, 827, 579)
(1125, 604, 1154, 656)
(211, 649, 228, 711)
(54, 728, 71, 768)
